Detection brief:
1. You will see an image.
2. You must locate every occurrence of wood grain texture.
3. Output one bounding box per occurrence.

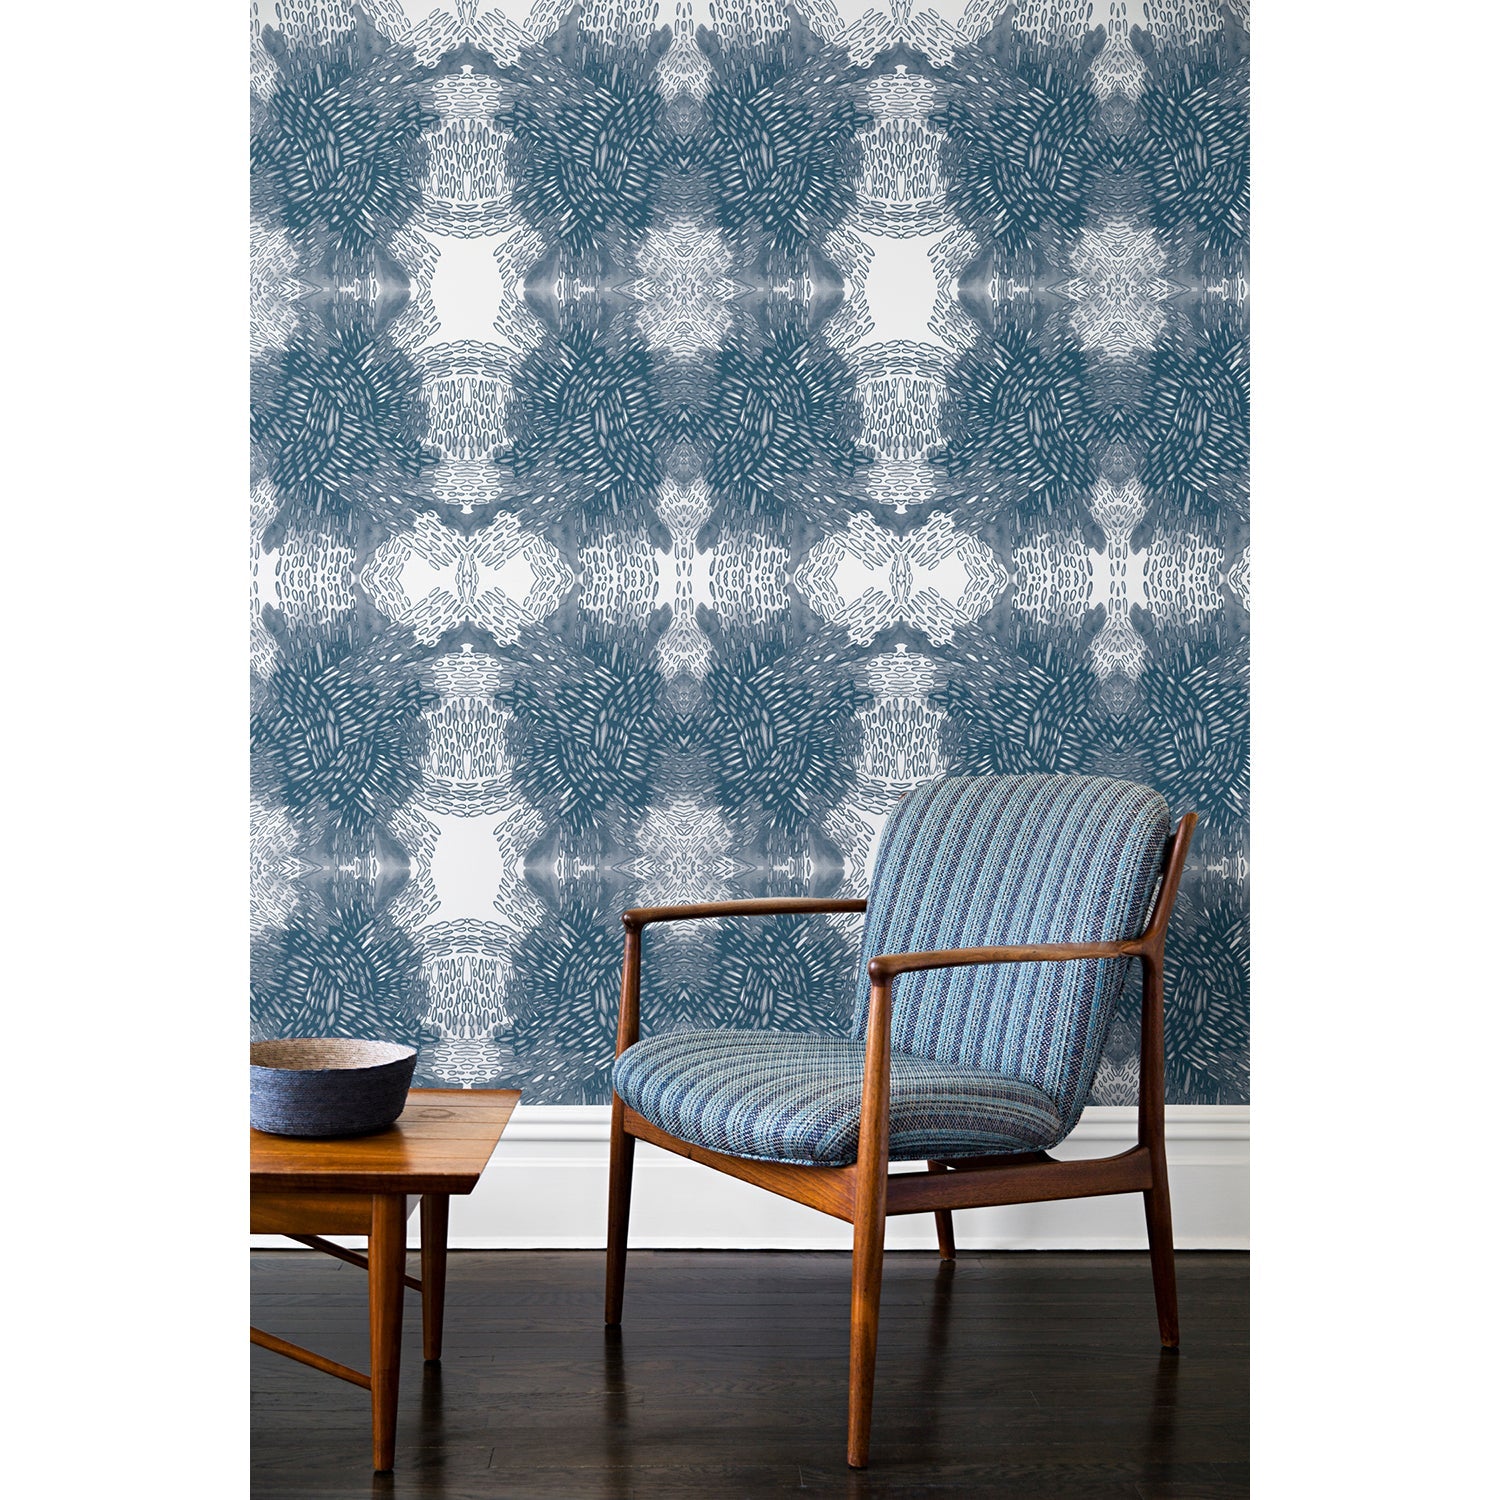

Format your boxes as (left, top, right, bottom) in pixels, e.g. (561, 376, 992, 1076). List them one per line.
(847, 976, 894, 1467)
(603, 1098, 635, 1326)
(251, 1090, 520, 1195)
(885, 1147, 1154, 1215)
(250, 1190, 374, 1236)
(622, 897, 868, 929)
(421, 1195, 450, 1362)
(927, 1162, 956, 1260)
(622, 1106, 857, 1220)
(286, 1233, 423, 1293)
(252, 1249, 1248, 1498)
(868, 938, 1144, 982)
(250, 1326, 371, 1389)
(1138, 815, 1196, 1350)
(369, 1193, 406, 1471)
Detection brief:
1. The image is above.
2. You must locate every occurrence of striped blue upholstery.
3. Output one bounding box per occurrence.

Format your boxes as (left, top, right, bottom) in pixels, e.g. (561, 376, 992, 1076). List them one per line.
(856, 776, 1170, 1137)
(612, 1029, 1064, 1166)
(612, 775, 1170, 1166)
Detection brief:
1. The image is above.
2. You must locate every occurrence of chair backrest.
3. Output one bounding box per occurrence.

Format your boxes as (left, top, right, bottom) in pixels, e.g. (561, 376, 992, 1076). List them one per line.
(855, 775, 1172, 1134)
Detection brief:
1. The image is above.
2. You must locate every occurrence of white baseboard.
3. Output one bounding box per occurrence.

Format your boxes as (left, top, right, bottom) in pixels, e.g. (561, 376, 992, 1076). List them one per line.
(252, 1104, 1248, 1251)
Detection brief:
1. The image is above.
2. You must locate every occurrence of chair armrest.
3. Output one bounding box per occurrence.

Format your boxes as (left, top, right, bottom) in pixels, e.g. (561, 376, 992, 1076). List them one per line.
(623, 898, 867, 930)
(613, 898, 868, 1058)
(866, 938, 1143, 984)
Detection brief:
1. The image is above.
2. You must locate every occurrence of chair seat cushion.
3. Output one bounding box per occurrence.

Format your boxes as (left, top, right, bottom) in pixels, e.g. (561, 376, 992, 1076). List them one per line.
(613, 1029, 1067, 1167)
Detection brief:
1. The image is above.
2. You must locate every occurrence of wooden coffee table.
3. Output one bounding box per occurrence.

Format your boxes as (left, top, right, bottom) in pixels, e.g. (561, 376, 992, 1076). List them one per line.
(251, 1088, 520, 1471)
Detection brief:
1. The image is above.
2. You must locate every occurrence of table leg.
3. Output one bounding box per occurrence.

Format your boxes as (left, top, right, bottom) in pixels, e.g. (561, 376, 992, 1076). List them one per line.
(368, 1193, 406, 1472)
(420, 1194, 449, 1362)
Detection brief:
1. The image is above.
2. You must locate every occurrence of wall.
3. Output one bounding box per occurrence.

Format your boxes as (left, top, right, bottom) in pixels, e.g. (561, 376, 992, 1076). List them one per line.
(250, 0, 1250, 1113)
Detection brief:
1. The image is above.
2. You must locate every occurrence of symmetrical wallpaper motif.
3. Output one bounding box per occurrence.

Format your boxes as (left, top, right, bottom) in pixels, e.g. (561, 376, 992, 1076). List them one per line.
(250, 0, 1249, 1104)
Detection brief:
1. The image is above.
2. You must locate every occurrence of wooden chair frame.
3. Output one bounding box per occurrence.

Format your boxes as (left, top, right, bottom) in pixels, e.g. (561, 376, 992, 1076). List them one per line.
(604, 813, 1197, 1469)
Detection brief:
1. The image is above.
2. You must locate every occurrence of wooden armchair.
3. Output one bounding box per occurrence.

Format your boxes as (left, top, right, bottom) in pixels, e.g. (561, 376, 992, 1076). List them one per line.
(604, 775, 1197, 1468)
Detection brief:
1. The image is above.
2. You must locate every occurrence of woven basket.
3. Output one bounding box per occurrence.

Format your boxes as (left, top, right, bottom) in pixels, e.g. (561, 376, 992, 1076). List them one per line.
(250, 1038, 417, 1138)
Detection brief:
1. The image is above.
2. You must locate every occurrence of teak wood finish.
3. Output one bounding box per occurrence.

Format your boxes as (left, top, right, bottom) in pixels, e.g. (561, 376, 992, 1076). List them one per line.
(250, 1088, 519, 1471)
(605, 817, 1197, 1469)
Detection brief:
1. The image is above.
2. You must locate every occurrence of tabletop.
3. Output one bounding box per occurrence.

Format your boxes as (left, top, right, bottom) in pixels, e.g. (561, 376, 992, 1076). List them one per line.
(250, 1088, 521, 1195)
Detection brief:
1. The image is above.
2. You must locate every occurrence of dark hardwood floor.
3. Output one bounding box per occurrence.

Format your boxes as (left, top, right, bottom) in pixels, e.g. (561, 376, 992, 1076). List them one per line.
(252, 1249, 1248, 1499)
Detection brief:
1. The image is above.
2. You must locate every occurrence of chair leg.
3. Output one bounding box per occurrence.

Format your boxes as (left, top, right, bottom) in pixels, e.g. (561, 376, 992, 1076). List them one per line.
(604, 1099, 635, 1327)
(934, 1209, 956, 1261)
(1144, 1163, 1179, 1349)
(926, 1162, 955, 1260)
(847, 1187, 887, 1469)
(420, 1194, 449, 1363)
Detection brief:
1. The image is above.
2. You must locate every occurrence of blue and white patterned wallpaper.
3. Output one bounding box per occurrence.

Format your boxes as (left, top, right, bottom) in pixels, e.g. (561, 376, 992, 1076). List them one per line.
(250, 0, 1248, 1105)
